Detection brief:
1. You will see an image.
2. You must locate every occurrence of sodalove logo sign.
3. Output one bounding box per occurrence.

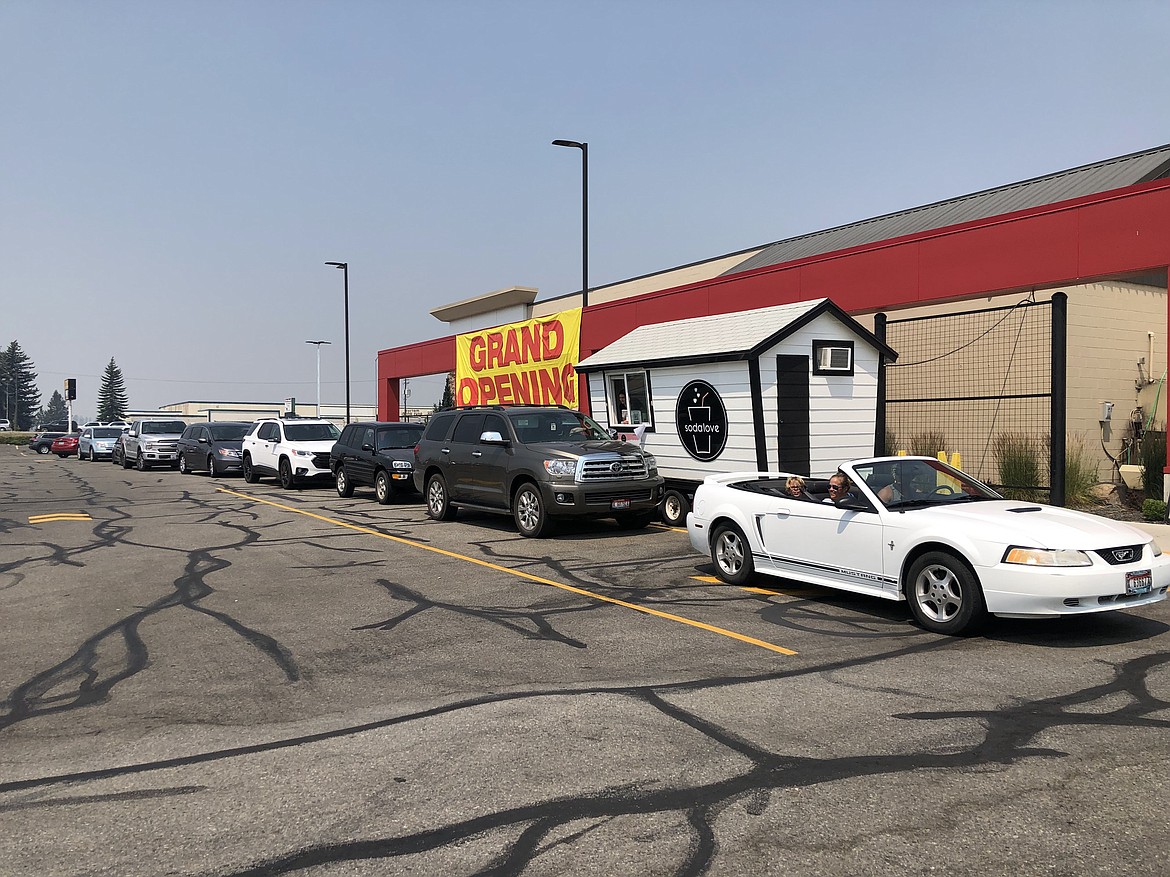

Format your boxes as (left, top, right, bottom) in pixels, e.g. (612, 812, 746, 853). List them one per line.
(675, 380, 727, 462)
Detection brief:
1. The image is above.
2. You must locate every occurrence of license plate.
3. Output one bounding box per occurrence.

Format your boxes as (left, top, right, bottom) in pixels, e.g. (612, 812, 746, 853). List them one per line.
(1126, 570, 1153, 595)
(611, 499, 631, 510)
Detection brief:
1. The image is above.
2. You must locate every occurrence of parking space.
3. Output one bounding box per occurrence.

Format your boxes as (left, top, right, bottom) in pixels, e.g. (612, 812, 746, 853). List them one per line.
(2, 446, 1169, 877)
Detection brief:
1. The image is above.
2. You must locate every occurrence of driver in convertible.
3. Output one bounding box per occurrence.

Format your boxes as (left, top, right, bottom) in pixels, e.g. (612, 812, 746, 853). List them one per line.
(824, 472, 858, 505)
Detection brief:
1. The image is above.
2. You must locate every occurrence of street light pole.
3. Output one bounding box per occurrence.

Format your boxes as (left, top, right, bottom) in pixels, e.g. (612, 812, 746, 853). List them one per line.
(552, 139, 588, 308)
(305, 340, 331, 417)
(325, 261, 351, 423)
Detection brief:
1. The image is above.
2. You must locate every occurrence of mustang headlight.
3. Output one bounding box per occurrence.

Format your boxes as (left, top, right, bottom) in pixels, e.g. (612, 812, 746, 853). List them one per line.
(392, 460, 412, 470)
(1003, 546, 1092, 567)
(543, 459, 576, 477)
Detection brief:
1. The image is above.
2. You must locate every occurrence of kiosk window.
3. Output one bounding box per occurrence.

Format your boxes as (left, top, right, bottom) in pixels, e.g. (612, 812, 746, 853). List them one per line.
(608, 372, 651, 427)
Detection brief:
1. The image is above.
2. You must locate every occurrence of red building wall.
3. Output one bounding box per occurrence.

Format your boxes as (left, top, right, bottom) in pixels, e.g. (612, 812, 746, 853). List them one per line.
(377, 179, 1170, 421)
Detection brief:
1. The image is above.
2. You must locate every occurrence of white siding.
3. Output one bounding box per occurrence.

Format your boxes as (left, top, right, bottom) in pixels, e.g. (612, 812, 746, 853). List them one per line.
(757, 312, 880, 477)
(589, 311, 882, 482)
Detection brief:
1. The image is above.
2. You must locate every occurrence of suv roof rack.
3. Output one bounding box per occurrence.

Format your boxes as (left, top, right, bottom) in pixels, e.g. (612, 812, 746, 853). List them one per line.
(450, 404, 575, 412)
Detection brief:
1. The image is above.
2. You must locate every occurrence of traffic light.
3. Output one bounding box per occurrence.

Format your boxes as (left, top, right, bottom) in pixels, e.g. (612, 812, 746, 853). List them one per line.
(65, 378, 76, 401)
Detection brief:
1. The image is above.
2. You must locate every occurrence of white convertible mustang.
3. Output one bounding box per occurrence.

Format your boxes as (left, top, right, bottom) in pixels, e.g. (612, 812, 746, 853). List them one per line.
(687, 456, 1170, 635)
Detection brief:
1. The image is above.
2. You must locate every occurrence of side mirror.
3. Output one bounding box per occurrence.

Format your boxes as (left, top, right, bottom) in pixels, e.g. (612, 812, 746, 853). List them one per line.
(198, 436, 210, 444)
(362, 443, 374, 452)
(479, 431, 508, 445)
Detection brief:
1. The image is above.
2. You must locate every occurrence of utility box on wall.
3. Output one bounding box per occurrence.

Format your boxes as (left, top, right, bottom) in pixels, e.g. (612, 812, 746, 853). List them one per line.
(575, 298, 898, 524)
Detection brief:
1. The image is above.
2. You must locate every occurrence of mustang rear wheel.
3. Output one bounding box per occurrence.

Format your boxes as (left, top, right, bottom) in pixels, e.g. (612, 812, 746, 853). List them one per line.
(711, 523, 754, 586)
(905, 551, 986, 635)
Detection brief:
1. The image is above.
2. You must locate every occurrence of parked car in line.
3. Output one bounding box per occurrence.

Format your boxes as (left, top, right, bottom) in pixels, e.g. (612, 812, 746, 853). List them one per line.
(80, 421, 105, 430)
(50, 433, 80, 457)
(414, 405, 663, 537)
(121, 419, 188, 470)
(688, 455, 1170, 635)
(28, 432, 67, 454)
(0, 418, 11, 431)
(37, 420, 80, 433)
(177, 421, 253, 477)
(107, 420, 131, 429)
(331, 421, 424, 503)
(78, 425, 126, 461)
(241, 417, 341, 488)
(111, 433, 129, 467)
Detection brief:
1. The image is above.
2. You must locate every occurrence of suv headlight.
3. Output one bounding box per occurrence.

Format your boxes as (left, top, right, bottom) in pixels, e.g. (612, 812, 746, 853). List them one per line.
(643, 453, 658, 474)
(1003, 547, 1092, 567)
(544, 459, 576, 477)
(392, 460, 411, 470)
(292, 449, 313, 456)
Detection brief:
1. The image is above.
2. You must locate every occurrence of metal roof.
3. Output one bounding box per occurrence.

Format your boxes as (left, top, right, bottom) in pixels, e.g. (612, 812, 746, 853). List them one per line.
(726, 144, 1170, 276)
(576, 298, 896, 372)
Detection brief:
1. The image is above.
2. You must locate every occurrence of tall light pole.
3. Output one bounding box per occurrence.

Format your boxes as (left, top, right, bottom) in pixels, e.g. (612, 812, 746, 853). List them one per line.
(325, 261, 351, 423)
(305, 340, 331, 417)
(552, 139, 588, 308)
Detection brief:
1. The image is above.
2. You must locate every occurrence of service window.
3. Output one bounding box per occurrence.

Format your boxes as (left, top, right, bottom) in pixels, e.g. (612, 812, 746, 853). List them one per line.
(607, 371, 652, 427)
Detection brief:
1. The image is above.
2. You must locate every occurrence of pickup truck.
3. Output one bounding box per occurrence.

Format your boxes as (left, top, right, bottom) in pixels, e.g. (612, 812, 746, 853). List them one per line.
(121, 419, 188, 470)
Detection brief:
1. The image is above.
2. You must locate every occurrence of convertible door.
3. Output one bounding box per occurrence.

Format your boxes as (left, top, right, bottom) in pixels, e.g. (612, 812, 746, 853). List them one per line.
(757, 501, 893, 594)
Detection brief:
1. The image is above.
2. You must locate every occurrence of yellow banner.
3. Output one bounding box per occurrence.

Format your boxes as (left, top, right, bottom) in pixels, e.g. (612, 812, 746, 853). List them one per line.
(455, 308, 582, 407)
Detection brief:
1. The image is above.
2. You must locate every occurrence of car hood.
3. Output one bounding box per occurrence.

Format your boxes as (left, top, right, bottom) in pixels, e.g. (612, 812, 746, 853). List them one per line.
(280, 440, 337, 452)
(139, 433, 184, 440)
(523, 440, 645, 457)
(912, 500, 1152, 549)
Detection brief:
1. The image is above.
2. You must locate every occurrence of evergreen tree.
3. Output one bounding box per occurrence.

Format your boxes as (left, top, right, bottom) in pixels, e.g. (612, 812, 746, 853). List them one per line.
(97, 357, 129, 421)
(42, 390, 68, 426)
(440, 371, 454, 409)
(2, 341, 41, 430)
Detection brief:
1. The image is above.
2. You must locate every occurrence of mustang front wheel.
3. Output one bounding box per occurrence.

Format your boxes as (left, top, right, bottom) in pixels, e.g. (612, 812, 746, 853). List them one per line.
(905, 551, 986, 635)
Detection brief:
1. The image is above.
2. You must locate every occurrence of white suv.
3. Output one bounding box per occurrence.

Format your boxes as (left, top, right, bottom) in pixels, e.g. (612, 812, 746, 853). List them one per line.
(241, 417, 341, 489)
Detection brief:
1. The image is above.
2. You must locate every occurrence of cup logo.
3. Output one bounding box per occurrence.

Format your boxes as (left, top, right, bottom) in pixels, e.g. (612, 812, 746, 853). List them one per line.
(675, 380, 728, 462)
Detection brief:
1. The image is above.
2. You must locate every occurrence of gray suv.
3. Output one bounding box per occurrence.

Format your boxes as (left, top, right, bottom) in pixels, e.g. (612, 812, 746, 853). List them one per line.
(413, 405, 664, 537)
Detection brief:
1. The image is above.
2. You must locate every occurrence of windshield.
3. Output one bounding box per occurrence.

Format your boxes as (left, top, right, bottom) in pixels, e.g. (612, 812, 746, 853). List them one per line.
(285, 422, 341, 442)
(508, 411, 612, 443)
(854, 459, 1001, 509)
(378, 427, 423, 450)
(142, 421, 187, 434)
(209, 424, 250, 441)
(94, 427, 124, 438)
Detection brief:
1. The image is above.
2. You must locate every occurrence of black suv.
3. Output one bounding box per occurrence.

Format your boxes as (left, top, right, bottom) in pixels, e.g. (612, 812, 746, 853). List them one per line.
(413, 405, 664, 537)
(331, 421, 424, 503)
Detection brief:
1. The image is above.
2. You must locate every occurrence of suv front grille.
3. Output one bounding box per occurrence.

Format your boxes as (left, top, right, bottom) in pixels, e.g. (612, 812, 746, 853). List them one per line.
(579, 455, 649, 481)
(312, 452, 332, 469)
(584, 488, 657, 504)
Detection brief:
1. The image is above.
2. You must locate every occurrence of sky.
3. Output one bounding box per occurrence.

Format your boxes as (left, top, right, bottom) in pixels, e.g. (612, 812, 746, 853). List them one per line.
(3, 0, 1170, 420)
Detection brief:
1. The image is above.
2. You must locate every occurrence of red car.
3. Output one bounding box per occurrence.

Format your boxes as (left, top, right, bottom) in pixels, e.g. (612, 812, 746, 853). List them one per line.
(50, 434, 80, 458)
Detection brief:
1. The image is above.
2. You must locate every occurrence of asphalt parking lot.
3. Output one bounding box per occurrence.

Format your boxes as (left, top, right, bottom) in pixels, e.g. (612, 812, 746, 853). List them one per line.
(1, 444, 1168, 877)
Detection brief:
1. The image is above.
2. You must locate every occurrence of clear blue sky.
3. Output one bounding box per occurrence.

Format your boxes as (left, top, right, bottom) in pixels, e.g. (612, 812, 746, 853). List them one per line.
(3, 0, 1169, 418)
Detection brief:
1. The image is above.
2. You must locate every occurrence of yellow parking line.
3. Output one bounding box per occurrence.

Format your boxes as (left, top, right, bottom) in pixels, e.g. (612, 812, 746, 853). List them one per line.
(690, 575, 816, 598)
(28, 513, 93, 524)
(216, 488, 797, 656)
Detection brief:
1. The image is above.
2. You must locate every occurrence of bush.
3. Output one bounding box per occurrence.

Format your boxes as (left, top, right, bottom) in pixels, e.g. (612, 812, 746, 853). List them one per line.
(1141, 429, 1166, 500)
(1142, 499, 1167, 522)
(1063, 432, 1098, 506)
(909, 430, 949, 458)
(994, 432, 1043, 501)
